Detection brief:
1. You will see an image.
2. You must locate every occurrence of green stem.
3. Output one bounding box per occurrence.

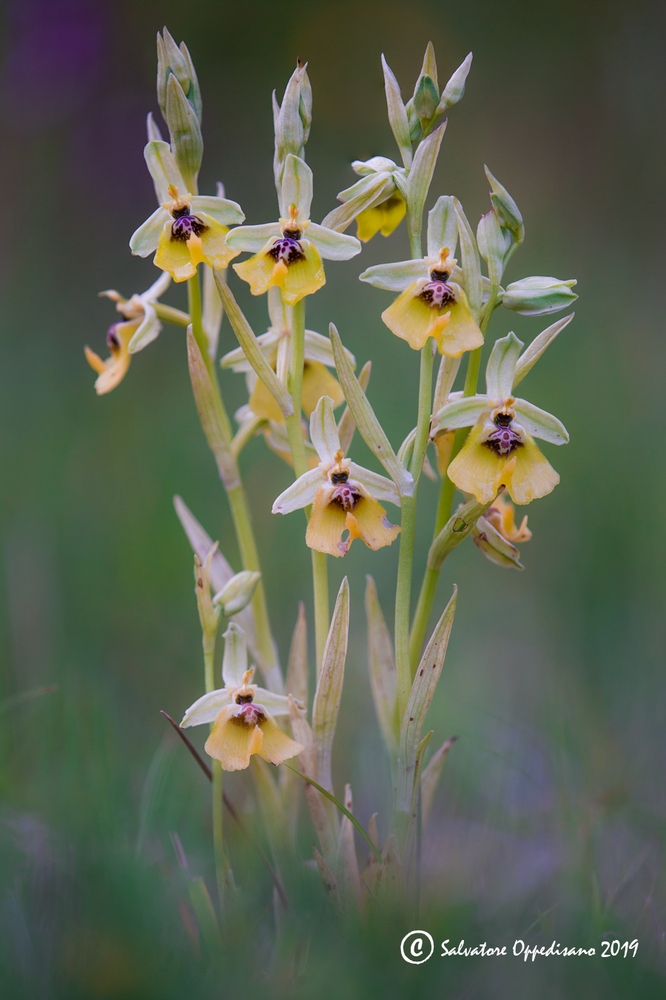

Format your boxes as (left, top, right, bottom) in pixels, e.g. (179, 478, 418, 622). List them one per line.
(409, 287, 500, 667)
(189, 270, 281, 691)
(212, 761, 225, 912)
(153, 302, 191, 327)
(285, 298, 330, 673)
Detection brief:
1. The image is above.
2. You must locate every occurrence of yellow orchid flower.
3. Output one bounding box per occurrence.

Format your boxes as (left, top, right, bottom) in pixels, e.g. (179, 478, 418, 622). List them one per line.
(227, 154, 360, 306)
(434, 332, 569, 505)
(129, 141, 244, 282)
(484, 492, 532, 544)
(321, 156, 408, 242)
(356, 193, 407, 242)
(180, 624, 303, 772)
(84, 272, 171, 395)
(272, 396, 401, 557)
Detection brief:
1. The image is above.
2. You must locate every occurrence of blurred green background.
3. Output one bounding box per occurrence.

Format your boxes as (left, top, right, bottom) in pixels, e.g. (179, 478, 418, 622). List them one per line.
(1, 0, 665, 996)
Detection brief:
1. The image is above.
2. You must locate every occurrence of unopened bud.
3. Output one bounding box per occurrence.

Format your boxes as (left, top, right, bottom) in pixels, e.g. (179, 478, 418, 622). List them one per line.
(484, 166, 524, 245)
(213, 570, 261, 616)
(502, 276, 578, 316)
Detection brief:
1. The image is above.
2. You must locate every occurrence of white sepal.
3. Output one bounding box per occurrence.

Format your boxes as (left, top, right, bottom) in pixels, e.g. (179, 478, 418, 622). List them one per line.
(350, 463, 401, 507)
(513, 400, 569, 445)
(513, 313, 574, 387)
(253, 688, 298, 716)
(129, 207, 169, 257)
(310, 395, 342, 463)
(214, 571, 261, 616)
(221, 622, 248, 687)
(434, 394, 488, 431)
(128, 303, 161, 354)
(359, 258, 426, 292)
(272, 469, 323, 515)
(485, 332, 523, 400)
(144, 140, 187, 203)
(226, 223, 281, 253)
(306, 224, 361, 261)
(190, 195, 245, 226)
(427, 195, 458, 258)
(180, 688, 231, 728)
(280, 153, 313, 219)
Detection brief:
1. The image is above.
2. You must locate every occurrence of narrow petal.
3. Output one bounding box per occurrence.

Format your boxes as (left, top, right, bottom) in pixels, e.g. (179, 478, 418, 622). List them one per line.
(130, 207, 170, 257)
(309, 395, 342, 463)
(233, 243, 278, 296)
(226, 223, 281, 253)
(349, 464, 401, 506)
(198, 214, 240, 269)
(181, 688, 231, 727)
(190, 195, 245, 226)
(154, 222, 196, 282)
(221, 622, 248, 688)
(205, 707, 261, 770)
(447, 419, 508, 503)
(272, 468, 323, 514)
(302, 362, 344, 416)
(257, 714, 304, 765)
(84, 346, 106, 376)
(306, 224, 361, 261)
(435, 287, 485, 357)
(280, 241, 326, 304)
(305, 486, 348, 556)
(505, 434, 560, 504)
(381, 281, 434, 350)
(345, 495, 400, 552)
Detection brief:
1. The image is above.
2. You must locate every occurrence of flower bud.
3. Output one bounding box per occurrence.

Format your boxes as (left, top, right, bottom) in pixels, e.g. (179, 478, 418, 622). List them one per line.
(273, 60, 312, 185)
(213, 571, 261, 616)
(412, 73, 440, 126)
(472, 517, 524, 569)
(437, 52, 473, 113)
(165, 73, 203, 193)
(502, 276, 578, 316)
(484, 166, 524, 245)
(156, 27, 202, 125)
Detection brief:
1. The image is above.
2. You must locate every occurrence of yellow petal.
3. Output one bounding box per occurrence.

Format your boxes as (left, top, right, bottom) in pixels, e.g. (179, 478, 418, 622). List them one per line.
(204, 706, 260, 771)
(447, 419, 507, 503)
(487, 493, 532, 543)
(345, 494, 400, 552)
(356, 194, 407, 242)
(257, 714, 304, 765)
(85, 320, 137, 395)
(233, 243, 278, 297)
(301, 361, 343, 416)
(306, 485, 348, 557)
(435, 291, 485, 358)
(504, 434, 559, 505)
(249, 376, 285, 423)
(198, 215, 238, 269)
(154, 221, 197, 282)
(279, 241, 325, 305)
(433, 430, 455, 476)
(381, 281, 434, 350)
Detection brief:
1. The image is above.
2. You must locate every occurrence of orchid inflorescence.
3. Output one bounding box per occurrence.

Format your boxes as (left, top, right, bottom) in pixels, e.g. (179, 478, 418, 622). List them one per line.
(86, 29, 576, 918)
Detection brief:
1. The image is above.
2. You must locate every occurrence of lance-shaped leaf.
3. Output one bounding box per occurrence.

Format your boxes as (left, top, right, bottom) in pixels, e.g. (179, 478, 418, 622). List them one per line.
(432, 354, 461, 418)
(213, 274, 294, 418)
(311, 577, 349, 793)
(338, 360, 371, 454)
(286, 602, 308, 708)
(454, 198, 482, 317)
(312, 845, 338, 898)
(365, 576, 398, 752)
(330, 325, 414, 497)
(381, 55, 413, 168)
(289, 697, 338, 858)
(396, 587, 457, 813)
(406, 122, 446, 248)
(187, 328, 240, 491)
(339, 784, 363, 911)
(427, 495, 497, 571)
(513, 313, 574, 387)
(421, 736, 457, 827)
(173, 496, 258, 659)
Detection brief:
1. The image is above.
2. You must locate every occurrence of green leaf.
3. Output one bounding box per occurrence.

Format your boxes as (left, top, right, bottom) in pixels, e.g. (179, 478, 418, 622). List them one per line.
(365, 576, 398, 752)
(311, 577, 350, 793)
(186, 328, 240, 491)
